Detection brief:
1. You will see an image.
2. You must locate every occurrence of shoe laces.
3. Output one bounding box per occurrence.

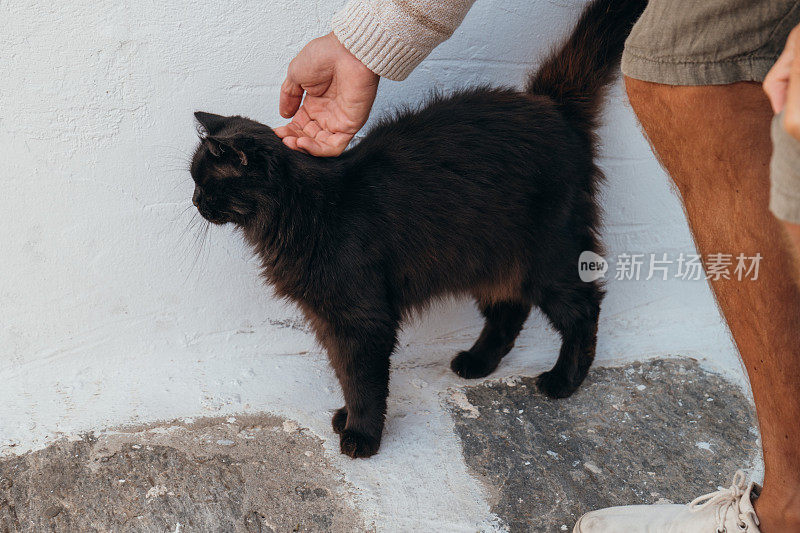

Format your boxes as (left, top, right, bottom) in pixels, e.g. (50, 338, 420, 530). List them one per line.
(688, 470, 759, 532)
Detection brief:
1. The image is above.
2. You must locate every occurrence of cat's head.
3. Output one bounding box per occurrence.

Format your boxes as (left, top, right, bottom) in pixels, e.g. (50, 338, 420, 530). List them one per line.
(190, 112, 284, 225)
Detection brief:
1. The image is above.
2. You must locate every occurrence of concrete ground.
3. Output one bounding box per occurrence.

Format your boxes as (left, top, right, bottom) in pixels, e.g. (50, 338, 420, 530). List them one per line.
(0, 358, 760, 532)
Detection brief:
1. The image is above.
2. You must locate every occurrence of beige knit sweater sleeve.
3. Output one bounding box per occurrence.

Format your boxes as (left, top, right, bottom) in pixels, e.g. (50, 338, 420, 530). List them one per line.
(332, 0, 476, 81)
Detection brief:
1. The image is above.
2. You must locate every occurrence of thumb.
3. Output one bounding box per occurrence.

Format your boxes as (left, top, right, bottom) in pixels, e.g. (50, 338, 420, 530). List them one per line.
(765, 28, 800, 113)
(784, 36, 800, 138)
(279, 76, 304, 119)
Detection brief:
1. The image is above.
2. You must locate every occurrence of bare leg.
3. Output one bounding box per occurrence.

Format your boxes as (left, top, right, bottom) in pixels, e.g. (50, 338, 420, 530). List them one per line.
(625, 78, 800, 531)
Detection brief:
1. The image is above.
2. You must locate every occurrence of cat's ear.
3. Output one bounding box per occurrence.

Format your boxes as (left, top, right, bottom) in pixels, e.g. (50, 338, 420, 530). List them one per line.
(206, 136, 248, 166)
(195, 111, 229, 136)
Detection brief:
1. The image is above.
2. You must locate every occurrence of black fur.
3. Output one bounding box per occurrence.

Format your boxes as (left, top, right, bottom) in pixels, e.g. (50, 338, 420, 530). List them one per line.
(189, 0, 646, 458)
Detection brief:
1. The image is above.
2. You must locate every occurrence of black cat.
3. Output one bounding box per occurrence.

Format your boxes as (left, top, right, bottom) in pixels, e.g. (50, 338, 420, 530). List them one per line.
(189, 0, 646, 458)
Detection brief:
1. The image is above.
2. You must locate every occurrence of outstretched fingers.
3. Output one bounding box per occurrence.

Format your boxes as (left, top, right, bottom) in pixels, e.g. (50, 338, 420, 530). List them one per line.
(296, 131, 353, 157)
(276, 107, 352, 156)
(273, 121, 303, 139)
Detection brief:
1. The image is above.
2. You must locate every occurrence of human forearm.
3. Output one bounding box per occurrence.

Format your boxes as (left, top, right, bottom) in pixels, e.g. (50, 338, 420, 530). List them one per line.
(332, 0, 476, 81)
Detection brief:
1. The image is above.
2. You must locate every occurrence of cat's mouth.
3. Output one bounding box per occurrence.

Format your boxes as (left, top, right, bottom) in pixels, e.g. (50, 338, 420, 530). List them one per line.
(196, 208, 229, 225)
(203, 215, 228, 225)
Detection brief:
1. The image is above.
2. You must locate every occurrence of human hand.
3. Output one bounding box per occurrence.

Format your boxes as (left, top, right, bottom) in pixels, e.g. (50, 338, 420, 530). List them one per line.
(275, 32, 380, 157)
(765, 25, 800, 139)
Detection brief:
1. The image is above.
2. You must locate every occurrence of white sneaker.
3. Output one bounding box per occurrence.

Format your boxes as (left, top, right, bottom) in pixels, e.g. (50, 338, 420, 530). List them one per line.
(573, 471, 761, 533)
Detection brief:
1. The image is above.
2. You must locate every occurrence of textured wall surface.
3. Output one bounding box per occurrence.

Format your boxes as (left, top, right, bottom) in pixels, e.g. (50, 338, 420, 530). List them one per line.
(1, 0, 750, 529)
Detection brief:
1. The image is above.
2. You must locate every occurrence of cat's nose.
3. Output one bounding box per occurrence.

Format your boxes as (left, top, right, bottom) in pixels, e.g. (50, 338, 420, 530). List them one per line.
(192, 186, 201, 207)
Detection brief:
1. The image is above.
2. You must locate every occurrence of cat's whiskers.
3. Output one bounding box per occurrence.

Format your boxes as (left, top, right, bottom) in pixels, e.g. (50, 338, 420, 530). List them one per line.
(177, 211, 199, 241)
(170, 202, 197, 225)
(180, 219, 212, 285)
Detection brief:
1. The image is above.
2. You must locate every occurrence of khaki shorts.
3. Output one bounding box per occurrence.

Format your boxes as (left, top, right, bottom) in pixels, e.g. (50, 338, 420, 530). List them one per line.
(622, 0, 800, 86)
(621, 0, 800, 224)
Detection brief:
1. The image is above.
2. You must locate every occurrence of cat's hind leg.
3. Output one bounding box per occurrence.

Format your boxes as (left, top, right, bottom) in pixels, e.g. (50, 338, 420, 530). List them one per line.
(536, 280, 603, 398)
(451, 300, 532, 379)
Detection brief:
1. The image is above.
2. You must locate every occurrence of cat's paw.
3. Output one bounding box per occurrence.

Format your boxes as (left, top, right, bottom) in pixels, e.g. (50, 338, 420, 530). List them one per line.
(331, 407, 347, 434)
(536, 369, 579, 399)
(450, 350, 499, 379)
(339, 429, 380, 459)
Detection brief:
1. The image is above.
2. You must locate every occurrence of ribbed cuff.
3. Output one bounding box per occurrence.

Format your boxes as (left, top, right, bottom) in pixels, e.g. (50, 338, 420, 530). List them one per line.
(769, 112, 800, 224)
(331, 0, 431, 81)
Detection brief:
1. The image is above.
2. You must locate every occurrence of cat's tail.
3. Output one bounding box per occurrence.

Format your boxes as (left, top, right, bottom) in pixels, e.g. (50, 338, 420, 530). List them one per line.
(525, 0, 646, 137)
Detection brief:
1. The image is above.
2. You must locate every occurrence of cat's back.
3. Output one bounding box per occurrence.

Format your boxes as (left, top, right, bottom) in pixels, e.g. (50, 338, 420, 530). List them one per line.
(357, 86, 572, 152)
(339, 86, 589, 211)
(345, 86, 586, 186)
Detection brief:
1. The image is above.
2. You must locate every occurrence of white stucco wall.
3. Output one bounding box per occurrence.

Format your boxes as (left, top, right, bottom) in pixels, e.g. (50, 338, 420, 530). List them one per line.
(1, 0, 749, 529)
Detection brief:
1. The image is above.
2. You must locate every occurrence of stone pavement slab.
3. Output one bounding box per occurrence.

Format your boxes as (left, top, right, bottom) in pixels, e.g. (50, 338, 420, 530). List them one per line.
(447, 358, 761, 532)
(0, 415, 362, 532)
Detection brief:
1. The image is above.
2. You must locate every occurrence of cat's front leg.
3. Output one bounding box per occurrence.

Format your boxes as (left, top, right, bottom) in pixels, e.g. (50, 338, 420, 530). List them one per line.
(326, 325, 396, 458)
(331, 406, 348, 434)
